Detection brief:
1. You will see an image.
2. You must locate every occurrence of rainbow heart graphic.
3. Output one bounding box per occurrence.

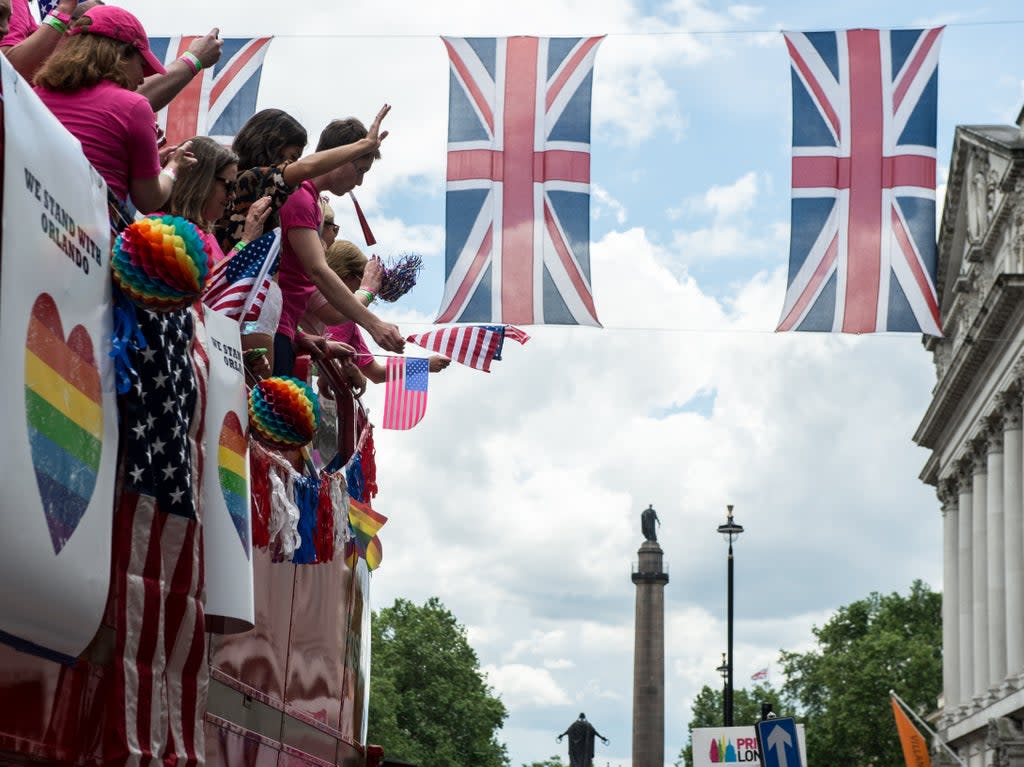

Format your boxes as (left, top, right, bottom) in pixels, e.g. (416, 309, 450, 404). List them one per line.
(218, 411, 250, 559)
(24, 293, 103, 554)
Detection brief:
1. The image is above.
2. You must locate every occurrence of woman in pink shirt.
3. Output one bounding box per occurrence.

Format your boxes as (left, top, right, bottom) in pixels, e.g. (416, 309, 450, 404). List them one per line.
(33, 5, 189, 214)
(167, 136, 270, 267)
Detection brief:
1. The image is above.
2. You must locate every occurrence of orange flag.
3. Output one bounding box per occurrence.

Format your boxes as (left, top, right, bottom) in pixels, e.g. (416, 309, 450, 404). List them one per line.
(891, 698, 931, 767)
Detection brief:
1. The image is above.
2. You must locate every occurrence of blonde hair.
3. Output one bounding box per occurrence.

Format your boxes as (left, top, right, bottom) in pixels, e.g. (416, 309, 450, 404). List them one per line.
(319, 198, 335, 235)
(170, 137, 238, 232)
(34, 32, 134, 91)
(325, 240, 367, 280)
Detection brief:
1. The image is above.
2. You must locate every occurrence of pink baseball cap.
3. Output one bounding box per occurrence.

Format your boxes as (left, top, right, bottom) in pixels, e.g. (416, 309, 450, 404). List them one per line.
(71, 6, 166, 77)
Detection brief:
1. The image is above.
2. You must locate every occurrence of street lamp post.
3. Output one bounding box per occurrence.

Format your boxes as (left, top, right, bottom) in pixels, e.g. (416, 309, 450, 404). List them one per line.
(717, 505, 743, 727)
(715, 653, 729, 727)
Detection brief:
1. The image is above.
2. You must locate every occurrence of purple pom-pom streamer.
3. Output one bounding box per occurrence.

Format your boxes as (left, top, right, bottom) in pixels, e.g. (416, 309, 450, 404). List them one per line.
(377, 253, 423, 302)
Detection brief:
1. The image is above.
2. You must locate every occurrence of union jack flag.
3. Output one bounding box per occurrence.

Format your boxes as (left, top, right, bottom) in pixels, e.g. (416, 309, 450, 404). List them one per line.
(778, 29, 943, 335)
(437, 36, 604, 327)
(149, 36, 273, 147)
(203, 229, 281, 324)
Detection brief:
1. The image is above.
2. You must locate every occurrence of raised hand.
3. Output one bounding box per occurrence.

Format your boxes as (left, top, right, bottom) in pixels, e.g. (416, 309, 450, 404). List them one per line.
(366, 104, 391, 149)
(188, 28, 224, 69)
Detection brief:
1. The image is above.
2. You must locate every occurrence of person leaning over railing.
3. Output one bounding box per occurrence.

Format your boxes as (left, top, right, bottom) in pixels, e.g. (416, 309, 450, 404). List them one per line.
(3, 0, 222, 109)
(33, 5, 193, 215)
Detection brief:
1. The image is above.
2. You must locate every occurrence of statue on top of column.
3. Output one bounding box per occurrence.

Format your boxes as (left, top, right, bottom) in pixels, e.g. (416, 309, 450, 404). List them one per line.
(641, 505, 660, 542)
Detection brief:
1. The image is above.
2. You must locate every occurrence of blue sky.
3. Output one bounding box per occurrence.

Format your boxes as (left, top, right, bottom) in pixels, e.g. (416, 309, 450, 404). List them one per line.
(128, 1, 1024, 764)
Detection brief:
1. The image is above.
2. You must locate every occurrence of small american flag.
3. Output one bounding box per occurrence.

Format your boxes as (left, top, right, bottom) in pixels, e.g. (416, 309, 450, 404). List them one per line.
(406, 326, 504, 372)
(382, 357, 429, 430)
(502, 325, 531, 344)
(148, 36, 273, 147)
(36, 0, 58, 16)
(203, 229, 281, 324)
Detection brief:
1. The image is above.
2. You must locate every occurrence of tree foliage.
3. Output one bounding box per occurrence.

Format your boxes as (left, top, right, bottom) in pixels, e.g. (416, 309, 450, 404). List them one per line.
(675, 683, 786, 767)
(677, 582, 941, 767)
(522, 758, 566, 767)
(368, 597, 509, 767)
(779, 580, 941, 767)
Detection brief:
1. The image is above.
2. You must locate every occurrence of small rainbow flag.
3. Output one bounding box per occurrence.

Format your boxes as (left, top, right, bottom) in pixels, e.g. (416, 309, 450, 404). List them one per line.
(348, 499, 387, 571)
(218, 411, 250, 557)
(344, 534, 383, 571)
(24, 293, 102, 554)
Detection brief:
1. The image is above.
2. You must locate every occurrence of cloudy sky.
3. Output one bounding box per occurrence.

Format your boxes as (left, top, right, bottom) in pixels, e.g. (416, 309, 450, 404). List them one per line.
(124, 0, 1024, 764)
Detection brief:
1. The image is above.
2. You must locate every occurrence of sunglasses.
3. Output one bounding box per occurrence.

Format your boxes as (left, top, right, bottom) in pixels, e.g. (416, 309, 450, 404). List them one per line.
(215, 176, 236, 195)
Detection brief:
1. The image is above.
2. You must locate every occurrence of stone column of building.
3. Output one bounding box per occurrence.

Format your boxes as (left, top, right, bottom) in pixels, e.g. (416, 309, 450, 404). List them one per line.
(972, 440, 990, 702)
(632, 538, 668, 767)
(987, 420, 1007, 689)
(940, 478, 960, 716)
(958, 460, 974, 709)
(1003, 388, 1024, 682)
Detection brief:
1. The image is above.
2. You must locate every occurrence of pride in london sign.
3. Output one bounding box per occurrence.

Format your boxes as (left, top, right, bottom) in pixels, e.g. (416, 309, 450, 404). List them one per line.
(691, 725, 807, 767)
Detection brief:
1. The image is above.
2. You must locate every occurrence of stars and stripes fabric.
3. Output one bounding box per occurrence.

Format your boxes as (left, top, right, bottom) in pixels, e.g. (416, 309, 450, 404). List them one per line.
(36, 0, 58, 16)
(202, 229, 281, 324)
(406, 325, 504, 372)
(382, 357, 429, 430)
(148, 36, 273, 147)
(102, 304, 210, 764)
(438, 36, 604, 327)
(778, 28, 943, 336)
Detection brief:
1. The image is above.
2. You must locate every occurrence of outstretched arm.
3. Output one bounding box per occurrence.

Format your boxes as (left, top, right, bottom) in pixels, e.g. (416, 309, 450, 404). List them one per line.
(138, 28, 223, 112)
(288, 227, 404, 354)
(281, 104, 391, 186)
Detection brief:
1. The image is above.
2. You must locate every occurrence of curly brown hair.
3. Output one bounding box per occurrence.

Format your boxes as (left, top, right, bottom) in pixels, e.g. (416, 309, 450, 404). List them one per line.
(34, 30, 134, 91)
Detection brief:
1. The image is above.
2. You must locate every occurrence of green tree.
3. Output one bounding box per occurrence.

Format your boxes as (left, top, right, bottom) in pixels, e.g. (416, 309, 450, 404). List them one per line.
(779, 580, 941, 767)
(522, 758, 566, 767)
(368, 597, 509, 767)
(676, 683, 786, 767)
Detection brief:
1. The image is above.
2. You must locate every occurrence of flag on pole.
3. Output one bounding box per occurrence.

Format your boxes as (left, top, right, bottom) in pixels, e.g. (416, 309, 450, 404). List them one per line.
(890, 697, 931, 767)
(778, 28, 943, 335)
(148, 36, 274, 147)
(406, 326, 505, 372)
(382, 357, 429, 430)
(437, 36, 604, 327)
(751, 667, 768, 681)
(202, 229, 281, 324)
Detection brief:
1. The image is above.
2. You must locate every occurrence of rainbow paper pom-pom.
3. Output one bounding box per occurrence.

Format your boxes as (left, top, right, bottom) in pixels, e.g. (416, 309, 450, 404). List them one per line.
(112, 215, 212, 311)
(377, 253, 423, 302)
(248, 376, 321, 450)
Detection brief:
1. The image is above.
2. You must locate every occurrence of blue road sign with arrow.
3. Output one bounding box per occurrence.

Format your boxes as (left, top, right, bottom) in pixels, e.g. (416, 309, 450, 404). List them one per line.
(756, 718, 802, 767)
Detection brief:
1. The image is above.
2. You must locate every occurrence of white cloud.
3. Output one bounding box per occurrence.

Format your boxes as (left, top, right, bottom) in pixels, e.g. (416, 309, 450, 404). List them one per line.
(484, 664, 573, 709)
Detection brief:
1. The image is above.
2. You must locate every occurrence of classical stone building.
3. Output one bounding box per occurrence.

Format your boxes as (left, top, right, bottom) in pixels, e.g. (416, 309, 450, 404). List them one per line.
(914, 107, 1024, 767)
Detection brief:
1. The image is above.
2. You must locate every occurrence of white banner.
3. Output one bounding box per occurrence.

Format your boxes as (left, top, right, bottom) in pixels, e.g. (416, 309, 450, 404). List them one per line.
(691, 724, 807, 767)
(0, 55, 116, 658)
(201, 305, 253, 634)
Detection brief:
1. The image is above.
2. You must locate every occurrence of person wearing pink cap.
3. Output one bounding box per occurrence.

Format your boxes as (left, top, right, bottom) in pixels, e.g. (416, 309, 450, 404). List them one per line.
(1, 0, 223, 110)
(33, 5, 192, 214)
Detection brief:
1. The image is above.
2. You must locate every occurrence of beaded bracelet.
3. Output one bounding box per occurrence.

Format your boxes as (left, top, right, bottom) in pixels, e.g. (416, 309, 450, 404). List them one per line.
(179, 51, 203, 76)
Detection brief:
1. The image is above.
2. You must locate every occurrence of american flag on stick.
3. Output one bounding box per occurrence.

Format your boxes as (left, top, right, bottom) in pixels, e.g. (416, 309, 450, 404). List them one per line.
(382, 357, 429, 430)
(437, 36, 604, 327)
(203, 229, 281, 324)
(778, 28, 943, 335)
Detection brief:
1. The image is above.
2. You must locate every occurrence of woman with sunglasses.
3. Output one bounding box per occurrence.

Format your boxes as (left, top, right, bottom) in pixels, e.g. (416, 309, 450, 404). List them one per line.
(168, 136, 271, 266)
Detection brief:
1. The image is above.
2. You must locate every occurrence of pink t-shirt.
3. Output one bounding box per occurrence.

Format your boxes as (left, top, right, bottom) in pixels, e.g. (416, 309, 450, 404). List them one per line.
(1, 0, 38, 47)
(35, 80, 160, 203)
(199, 230, 228, 267)
(276, 180, 322, 340)
(325, 322, 373, 368)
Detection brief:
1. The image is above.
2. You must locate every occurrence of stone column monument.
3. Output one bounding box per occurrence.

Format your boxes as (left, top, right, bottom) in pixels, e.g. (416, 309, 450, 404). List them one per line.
(632, 505, 668, 767)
